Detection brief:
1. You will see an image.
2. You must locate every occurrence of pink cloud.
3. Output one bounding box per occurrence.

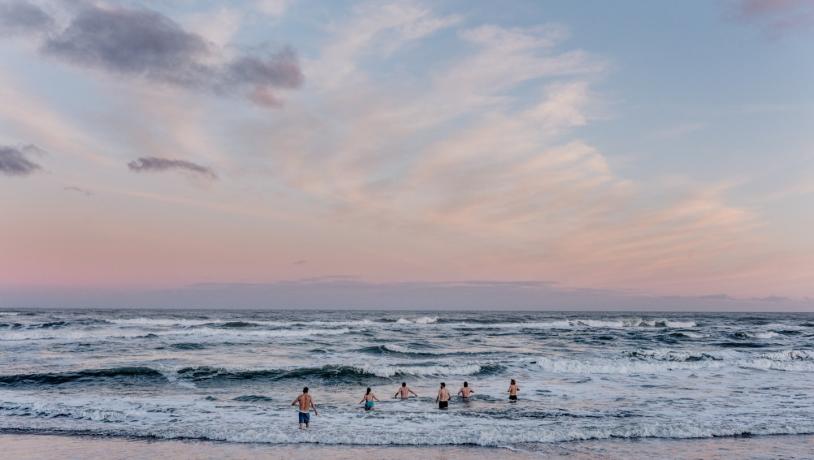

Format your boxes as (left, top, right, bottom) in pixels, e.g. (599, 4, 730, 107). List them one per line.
(733, 0, 814, 36)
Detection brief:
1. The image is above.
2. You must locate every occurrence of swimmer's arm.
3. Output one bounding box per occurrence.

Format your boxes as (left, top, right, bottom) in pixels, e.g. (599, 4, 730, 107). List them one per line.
(373, 394, 380, 401)
(291, 398, 298, 406)
(311, 402, 318, 415)
(359, 397, 365, 404)
(409, 389, 418, 396)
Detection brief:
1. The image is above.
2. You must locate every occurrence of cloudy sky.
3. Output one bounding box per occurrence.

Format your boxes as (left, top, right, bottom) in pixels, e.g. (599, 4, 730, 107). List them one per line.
(1, 0, 812, 309)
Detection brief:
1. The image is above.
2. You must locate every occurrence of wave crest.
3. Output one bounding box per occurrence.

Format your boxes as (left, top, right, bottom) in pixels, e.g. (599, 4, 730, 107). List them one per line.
(0, 367, 167, 387)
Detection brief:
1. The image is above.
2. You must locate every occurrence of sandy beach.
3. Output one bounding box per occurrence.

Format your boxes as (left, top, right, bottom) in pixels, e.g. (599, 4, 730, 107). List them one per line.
(2, 433, 814, 459)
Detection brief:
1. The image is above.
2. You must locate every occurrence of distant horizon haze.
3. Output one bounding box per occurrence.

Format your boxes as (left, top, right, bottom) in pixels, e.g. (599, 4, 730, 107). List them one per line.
(2, 278, 812, 311)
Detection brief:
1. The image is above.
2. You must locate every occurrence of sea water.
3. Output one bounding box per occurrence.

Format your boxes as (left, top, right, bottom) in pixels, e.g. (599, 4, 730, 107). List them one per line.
(0, 310, 812, 449)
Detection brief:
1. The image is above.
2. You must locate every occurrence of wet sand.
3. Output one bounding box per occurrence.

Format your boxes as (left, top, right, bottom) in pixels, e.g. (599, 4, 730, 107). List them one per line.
(1, 433, 813, 459)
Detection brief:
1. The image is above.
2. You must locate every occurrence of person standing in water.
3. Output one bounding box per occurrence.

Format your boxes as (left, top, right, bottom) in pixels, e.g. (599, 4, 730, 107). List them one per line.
(394, 382, 418, 400)
(508, 379, 519, 401)
(359, 387, 380, 411)
(458, 381, 474, 400)
(291, 386, 318, 429)
(436, 382, 450, 409)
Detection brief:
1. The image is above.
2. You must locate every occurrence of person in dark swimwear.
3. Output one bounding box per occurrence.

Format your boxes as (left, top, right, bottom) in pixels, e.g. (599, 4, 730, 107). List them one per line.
(508, 379, 519, 401)
(359, 387, 380, 411)
(436, 382, 450, 409)
(458, 381, 474, 400)
(291, 386, 318, 429)
(394, 382, 418, 400)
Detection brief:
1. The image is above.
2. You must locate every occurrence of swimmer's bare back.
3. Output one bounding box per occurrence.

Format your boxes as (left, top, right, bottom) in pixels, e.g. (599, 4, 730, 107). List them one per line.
(395, 385, 418, 399)
(293, 393, 318, 415)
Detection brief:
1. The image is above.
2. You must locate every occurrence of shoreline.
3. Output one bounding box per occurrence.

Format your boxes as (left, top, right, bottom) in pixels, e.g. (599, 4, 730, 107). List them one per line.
(2, 432, 813, 459)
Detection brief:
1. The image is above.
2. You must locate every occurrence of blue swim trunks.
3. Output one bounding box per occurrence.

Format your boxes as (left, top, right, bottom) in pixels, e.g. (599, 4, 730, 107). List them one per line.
(364, 400, 374, 410)
(298, 411, 310, 424)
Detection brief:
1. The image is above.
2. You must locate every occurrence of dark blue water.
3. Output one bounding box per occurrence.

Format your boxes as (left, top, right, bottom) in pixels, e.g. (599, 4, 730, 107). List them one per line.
(1, 310, 813, 447)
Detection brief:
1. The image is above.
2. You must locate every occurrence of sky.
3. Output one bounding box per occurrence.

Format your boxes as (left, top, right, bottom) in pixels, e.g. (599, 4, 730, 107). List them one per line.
(0, 0, 812, 310)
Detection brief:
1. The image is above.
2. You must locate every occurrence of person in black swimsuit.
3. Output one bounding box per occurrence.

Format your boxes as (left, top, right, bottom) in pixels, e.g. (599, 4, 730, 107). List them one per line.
(508, 379, 519, 401)
(436, 382, 450, 409)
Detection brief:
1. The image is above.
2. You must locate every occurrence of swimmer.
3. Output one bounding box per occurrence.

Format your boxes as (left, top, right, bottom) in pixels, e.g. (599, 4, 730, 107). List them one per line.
(458, 381, 474, 400)
(394, 382, 418, 400)
(291, 386, 318, 429)
(359, 387, 380, 411)
(508, 379, 519, 401)
(436, 382, 450, 409)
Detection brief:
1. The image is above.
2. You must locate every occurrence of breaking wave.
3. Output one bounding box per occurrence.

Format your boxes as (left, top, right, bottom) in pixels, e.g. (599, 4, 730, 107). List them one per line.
(176, 363, 501, 383)
(0, 367, 167, 387)
(232, 395, 273, 402)
(535, 349, 814, 374)
(395, 316, 438, 325)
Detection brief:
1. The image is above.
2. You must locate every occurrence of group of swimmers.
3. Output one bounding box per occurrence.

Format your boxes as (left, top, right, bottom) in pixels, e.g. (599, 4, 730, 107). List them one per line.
(291, 379, 521, 429)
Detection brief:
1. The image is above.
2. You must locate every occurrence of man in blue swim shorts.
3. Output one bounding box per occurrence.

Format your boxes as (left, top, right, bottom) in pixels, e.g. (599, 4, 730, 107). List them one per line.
(292, 386, 318, 429)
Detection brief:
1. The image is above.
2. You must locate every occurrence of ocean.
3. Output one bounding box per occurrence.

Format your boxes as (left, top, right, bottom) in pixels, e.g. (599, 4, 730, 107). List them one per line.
(0, 310, 813, 453)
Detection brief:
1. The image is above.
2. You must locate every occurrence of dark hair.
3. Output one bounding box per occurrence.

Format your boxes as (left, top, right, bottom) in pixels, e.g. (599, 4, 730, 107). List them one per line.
(440, 382, 446, 388)
(463, 381, 468, 387)
(366, 387, 372, 395)
(510, 379, 516, 385)
(303, 387, 309, 393)
(402, 382, 406, 387)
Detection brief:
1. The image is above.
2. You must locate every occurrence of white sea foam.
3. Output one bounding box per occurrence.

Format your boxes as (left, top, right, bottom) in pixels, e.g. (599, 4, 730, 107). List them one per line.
(536, 349, 814, 374)
(175, 328, 352, 339)
(360, 363, 484, 377)
(764, 323, 808, 331)
(0, 326, 351, 342)
(395, 316, 438, 325)
(378, 344, 480, 356)
(663, 320, 697, 328)
(110, 318, 375, 328)
(109, 318, 213, 327)
(751, 331, 780, 339)
(2, 394, 814, 446)
(675, 331, 705, 338)
(445, 318, 697, 330)
(382, 343, 412, 353)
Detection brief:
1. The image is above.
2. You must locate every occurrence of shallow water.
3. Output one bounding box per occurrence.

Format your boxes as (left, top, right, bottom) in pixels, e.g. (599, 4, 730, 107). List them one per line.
(1, 310, 813, 449)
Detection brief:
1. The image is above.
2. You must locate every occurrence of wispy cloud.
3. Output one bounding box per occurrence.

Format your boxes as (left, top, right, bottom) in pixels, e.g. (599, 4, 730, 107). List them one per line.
(307, 1, 461, 89)
(0, 70, 112, 165)
(255, 0, 290, 18)
(64, 185, 93, 196)
(237, 3, 777, 295)
(649, 122, 705, 140)
(0, 144, 42, 176)
(127, 157, 217, 179)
